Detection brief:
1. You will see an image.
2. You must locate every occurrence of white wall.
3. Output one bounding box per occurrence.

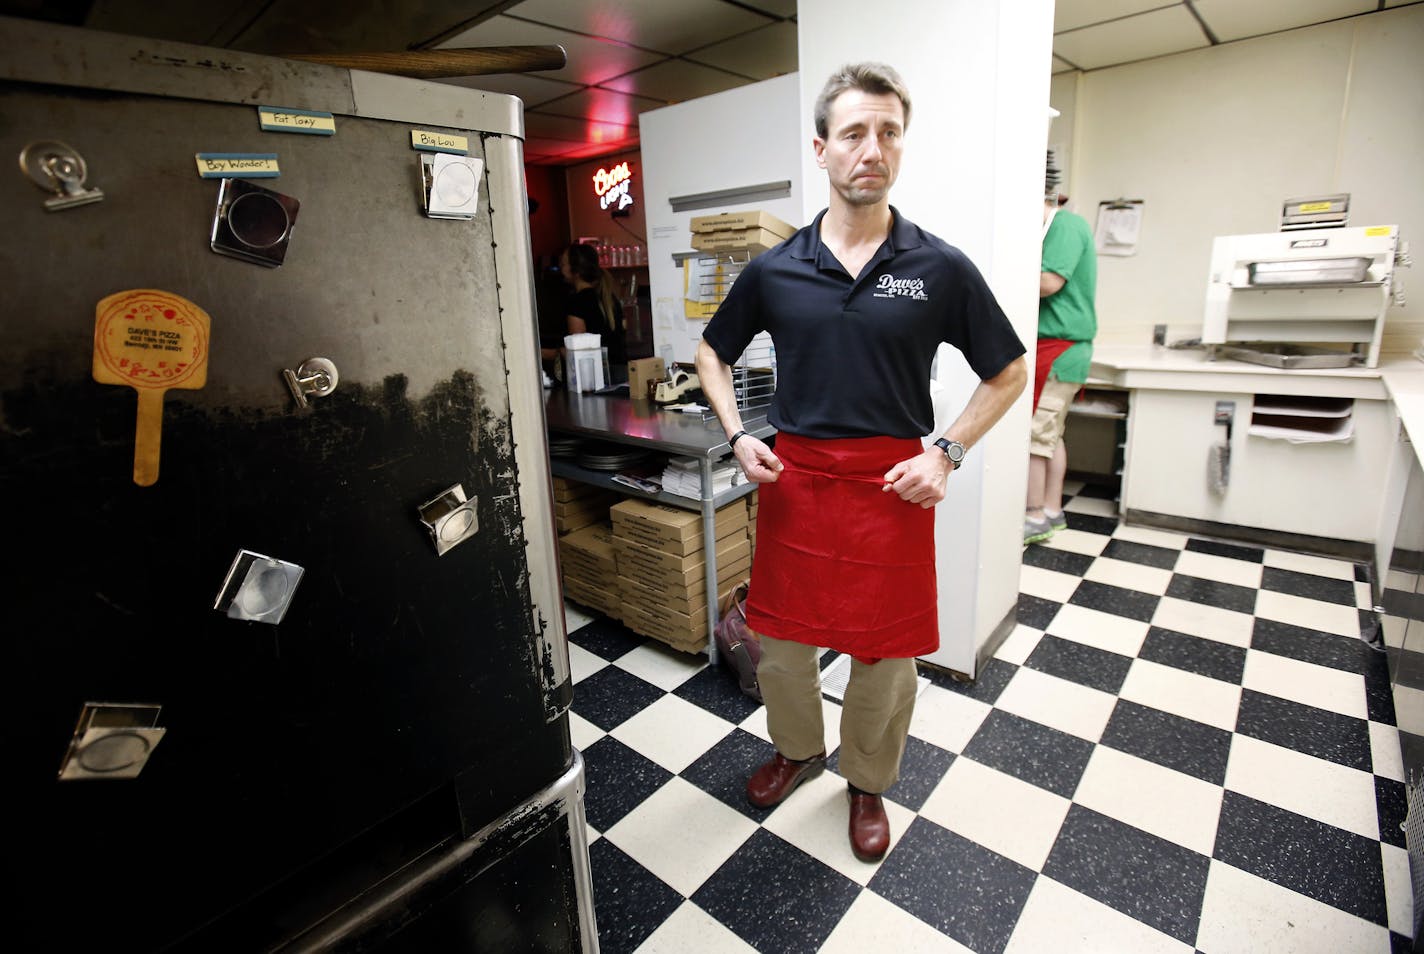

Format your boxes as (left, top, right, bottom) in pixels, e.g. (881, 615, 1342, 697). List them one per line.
(1057, 5, 1424, 351)
(640, 73, 804, 364)
(799, 0, 1051, 674)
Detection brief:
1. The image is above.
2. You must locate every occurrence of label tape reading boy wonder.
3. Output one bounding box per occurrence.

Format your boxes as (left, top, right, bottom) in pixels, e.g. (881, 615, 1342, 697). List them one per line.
(195, 153, 280, 178)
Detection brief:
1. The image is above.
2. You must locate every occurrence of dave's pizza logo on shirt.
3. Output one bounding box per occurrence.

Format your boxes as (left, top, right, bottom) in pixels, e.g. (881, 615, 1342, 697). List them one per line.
(872, 273, 928, 301)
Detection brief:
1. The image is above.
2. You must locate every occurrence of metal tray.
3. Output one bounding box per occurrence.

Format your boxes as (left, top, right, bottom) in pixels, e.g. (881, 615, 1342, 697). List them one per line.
(1218, 344, 1361, 369)
(1248, 256, 1370, 286)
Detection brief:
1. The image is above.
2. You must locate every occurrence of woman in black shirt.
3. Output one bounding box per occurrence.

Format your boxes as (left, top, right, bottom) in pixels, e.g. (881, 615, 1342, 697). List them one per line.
(560, 242, 627, 370)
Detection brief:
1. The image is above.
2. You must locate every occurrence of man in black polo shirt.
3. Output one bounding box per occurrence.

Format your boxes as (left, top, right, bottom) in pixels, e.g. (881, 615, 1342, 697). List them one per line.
(695, 62, 1026, 863)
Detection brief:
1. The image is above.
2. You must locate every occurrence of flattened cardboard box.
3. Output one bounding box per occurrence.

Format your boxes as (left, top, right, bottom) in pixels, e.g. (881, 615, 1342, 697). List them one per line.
(560, 522, 617, 560)
(560, 547, 617, 571)
(623, 615, 706, 654)
(565, 571, 619, 602)
(554, 495, 615, 519)
(690, 228, 786, 254)
(609, 529, 746, 575)
(560, 562, 617, 586)
(620, 601, 706, 642)
(611, 498, 747, 555)
(616, 550, 748, 594)
(616, 551, 749, 603)
(553, 477, 616, 504)
(689, 210, 795, 238)
(620, 595, 728, 640)
(561, 563, 617, 587)
(612, 514, 746, 557)
(557, 513, 604, 536)
(618, 559, 749, 617)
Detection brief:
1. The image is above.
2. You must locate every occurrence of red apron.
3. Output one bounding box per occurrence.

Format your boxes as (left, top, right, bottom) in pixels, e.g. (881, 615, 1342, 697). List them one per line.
(744, 433, 938, 659)
(1033, 337, 1075, 411)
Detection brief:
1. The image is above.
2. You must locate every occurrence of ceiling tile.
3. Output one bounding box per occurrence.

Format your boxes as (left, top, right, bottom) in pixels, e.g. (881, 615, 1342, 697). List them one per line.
(599, 58, 747, 102)
(223, 0, 513, 53)
(1192, 0, 1375, 42)
(439, 14, 665, 86)
(524, 137, 587, 157)
(526, 136, 586, 155)
(1052, 55, 1079, 74)
(1053, 5, 1209, 70)
(734, 0, 798, 16)
(525, 111, 637, 143)
(684, 21, 796, 78)
(534, 86, 667, 124)
(439, 72, 582, 109)
(554, 138, 643, 162)
(504, 0, 773, 55)
(1053, 0, 1179, 34)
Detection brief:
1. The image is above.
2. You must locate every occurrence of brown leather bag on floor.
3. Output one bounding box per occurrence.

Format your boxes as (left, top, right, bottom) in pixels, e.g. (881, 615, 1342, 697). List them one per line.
(713, 581, 761, 702)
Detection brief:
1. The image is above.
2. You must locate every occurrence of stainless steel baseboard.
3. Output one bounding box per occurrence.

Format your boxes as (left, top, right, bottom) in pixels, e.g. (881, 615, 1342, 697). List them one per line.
(280, 750, 598, 953)
(1124, 509, 1373, 564)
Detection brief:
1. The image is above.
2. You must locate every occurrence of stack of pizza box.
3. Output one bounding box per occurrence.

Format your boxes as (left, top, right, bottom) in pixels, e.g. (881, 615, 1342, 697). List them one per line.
(610, 497, 751, 653)
(559, 521, 621, 621)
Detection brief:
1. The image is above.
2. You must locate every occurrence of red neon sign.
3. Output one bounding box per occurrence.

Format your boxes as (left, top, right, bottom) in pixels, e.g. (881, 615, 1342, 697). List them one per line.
(592, 161, 634, 211)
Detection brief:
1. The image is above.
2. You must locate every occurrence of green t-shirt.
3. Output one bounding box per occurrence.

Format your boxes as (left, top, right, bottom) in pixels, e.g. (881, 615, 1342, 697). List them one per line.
(1039, 209, 1097, 384)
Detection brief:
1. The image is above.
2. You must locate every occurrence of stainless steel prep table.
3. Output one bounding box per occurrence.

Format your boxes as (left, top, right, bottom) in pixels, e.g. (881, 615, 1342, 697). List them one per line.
(545, 390, 775, 657)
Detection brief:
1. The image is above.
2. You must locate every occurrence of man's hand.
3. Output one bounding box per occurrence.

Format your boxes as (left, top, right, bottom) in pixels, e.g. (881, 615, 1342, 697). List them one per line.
(882, 449, 951, 508)
(734, 435, 783, 483)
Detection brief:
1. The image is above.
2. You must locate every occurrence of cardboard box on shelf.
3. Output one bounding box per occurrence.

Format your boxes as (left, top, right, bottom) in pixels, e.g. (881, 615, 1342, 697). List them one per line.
(610, 498, 748, 556)
(618, 541, 748, 595)
(560, 523, 620, 620)
(618, 557, 750, 617)
(560, 522, 617, 563)
(554, 498, 611, 520)
(622, 612, 707, 654)
(553, 477, 614, 504)
(620, 599, 708, 649)
(614, 532, 750, 590)
(560, 553, 616, 583)
(554, 493, 615, 535)
(690, 228, 786, 255)
(564, 582, 620, 621)
(627, 357, 666, 402)
(690, 210, 795, 238)
(620, 593, 726, 644)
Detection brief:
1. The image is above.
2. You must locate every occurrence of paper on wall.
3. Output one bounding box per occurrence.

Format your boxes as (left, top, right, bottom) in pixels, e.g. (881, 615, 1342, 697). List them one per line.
(1095, 200, 1144, 257)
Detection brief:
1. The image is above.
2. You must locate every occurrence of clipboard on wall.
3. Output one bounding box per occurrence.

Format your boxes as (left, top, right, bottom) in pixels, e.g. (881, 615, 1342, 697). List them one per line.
(1095, 198, 1144, 256)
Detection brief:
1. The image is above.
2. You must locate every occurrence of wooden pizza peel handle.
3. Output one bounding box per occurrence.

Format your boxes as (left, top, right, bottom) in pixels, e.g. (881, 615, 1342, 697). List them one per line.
(133, 388, 166, 487)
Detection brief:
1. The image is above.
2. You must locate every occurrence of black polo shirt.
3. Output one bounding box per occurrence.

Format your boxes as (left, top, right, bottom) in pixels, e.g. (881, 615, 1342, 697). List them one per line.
(703, 207, 1025, 439)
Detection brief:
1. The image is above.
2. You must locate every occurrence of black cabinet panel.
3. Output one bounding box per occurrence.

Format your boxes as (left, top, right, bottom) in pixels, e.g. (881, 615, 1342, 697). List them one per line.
(1, 71, 573, 951)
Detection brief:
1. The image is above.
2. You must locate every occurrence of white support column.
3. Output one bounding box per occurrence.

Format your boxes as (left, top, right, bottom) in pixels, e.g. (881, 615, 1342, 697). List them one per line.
(798, 0, 1053, 674)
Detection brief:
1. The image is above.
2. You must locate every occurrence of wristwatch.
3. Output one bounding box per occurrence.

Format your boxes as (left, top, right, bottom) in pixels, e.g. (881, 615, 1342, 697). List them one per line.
(933, 438, 966, 470)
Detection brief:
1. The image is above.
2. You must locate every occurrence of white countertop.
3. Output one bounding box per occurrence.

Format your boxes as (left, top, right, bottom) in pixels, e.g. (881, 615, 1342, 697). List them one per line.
(1088, 344, 1401, 400)
(1090, 343, 1424, 464)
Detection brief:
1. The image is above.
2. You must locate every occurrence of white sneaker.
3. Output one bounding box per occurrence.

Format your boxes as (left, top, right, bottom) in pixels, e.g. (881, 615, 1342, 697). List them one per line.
(1024, 516, 1054, 545)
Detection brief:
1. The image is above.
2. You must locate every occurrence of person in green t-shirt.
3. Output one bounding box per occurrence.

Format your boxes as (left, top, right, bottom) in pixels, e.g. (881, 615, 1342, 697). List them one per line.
(1025, 188, 1097, 545)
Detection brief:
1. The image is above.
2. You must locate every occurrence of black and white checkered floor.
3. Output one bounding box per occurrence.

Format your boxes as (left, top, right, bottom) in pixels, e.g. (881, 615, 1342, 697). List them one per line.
(565, 481, 1413, 954)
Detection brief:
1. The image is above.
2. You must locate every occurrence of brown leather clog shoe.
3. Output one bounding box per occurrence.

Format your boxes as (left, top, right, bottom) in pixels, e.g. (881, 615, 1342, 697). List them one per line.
(848, 789, 891, 862)
(746, 751, 827, 808)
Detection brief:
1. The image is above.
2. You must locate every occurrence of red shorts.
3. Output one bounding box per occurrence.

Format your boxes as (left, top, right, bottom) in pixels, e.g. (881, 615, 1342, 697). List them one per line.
(745, 433, 938, 659)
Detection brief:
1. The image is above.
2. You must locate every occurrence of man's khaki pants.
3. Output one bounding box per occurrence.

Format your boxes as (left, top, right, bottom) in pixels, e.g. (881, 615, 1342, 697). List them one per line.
(757, 633, 920, 794)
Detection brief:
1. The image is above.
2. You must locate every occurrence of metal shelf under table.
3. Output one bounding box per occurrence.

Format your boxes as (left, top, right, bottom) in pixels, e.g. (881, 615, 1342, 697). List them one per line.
(544, 389, 774, 659)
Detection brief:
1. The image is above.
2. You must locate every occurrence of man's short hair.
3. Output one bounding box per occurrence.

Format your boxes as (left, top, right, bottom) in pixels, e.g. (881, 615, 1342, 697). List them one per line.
(813, 63, 912, 139)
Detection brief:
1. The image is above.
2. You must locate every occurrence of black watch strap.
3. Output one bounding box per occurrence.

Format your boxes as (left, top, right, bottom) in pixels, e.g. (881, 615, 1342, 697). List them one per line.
(728, 430, 749, 450)
(934, 437, 965, 469)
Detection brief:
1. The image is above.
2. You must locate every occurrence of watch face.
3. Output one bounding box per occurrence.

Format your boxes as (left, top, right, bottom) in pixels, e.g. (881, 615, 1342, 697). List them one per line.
(947, 442, 965, 462)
